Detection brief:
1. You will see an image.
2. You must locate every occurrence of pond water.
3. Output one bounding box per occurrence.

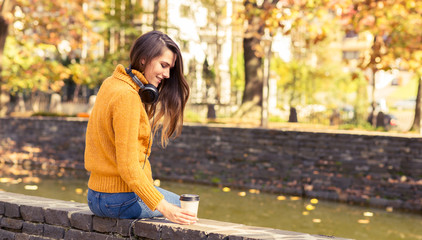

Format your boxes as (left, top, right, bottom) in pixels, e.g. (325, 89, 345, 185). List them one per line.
(0, 172, 421, 240)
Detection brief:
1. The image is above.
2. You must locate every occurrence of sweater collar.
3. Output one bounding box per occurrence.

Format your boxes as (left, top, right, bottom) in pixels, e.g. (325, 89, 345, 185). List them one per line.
(113, 64, 149, 91)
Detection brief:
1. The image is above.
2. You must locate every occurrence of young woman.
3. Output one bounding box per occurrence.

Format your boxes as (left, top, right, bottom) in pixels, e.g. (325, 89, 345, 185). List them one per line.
(84, 31, 196, 225)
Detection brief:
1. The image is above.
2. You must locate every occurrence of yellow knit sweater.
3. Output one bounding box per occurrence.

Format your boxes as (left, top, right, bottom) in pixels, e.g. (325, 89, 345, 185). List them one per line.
(84, 64, 164, 211)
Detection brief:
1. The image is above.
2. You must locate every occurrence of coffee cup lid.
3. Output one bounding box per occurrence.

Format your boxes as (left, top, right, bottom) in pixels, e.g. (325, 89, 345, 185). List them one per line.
(180, 194, 199, 201)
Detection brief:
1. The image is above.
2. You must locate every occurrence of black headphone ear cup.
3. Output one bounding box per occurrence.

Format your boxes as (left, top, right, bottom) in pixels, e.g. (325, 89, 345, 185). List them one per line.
(139, 84, 159, 104)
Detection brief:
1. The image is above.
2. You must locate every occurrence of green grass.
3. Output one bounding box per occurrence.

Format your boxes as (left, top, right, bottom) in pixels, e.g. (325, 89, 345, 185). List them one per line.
(32, 112, 76, 117)
(184, 110, 204, 123)
(389, 77, 418, 100)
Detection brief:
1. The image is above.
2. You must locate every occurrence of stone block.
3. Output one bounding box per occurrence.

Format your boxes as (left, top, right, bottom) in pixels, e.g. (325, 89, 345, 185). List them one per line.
(206, 232, 230, 240)
(0, 229, 15, 239)
(386, 199, 403, 208)
(22, 222, 44, 235)
(44, 208, 71, 227)
(43, 224, 66, 239)
(115, 218, 133, 237)
(161, 225, 207, 240)
(0, 202, 4, 215)
(4, 202, 21, 218)
(15, 233, 31, 240)
(332, 177, 352, 189)
(92, 216, 117, 233)
(1, 217, 23, 230)
(134, 219, 162, 240)
(86, 232, 126, 240)
(64, 229, 85, 240)
(403, 201, 422, 211)
(369, 197, 389, 207)
(70, 210, 93, 231)
(21, 205, 44, 223)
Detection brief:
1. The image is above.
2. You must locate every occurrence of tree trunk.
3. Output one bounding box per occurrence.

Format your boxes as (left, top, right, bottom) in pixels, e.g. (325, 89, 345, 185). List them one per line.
(0, 14, 9, 116)
(369, 35, 382, 127)
(233, 6, 264, 118)
(410, 76, 422, 132)
(242, 35, 262, 105)
(370, 68, 377, 126)
(261, 41, 271, 127)
(73, 84, 81, 103)
(152, 0, 160, 30)
(213, 0, 222, 104)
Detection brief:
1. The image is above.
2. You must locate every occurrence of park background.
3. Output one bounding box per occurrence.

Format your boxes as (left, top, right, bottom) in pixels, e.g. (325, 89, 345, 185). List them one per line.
(0, 1, 421, 239)
(0, 0, 421, 133)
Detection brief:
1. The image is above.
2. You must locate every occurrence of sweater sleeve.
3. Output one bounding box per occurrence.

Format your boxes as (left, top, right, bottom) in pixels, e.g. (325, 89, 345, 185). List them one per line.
(112, 91, 164, 210)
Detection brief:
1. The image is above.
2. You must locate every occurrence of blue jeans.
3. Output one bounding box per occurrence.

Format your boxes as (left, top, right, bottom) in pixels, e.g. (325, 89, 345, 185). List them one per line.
(87, 187, 181, 219)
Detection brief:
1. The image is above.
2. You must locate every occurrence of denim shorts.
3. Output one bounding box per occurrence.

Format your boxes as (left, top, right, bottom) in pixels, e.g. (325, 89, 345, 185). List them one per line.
(87, 187, 181, 219)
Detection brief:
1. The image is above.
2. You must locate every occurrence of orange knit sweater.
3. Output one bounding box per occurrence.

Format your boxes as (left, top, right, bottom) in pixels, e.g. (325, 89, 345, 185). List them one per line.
(84, 64, 164, 211)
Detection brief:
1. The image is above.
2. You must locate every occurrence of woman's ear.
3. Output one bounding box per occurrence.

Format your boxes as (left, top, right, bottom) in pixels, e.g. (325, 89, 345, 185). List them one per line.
(141, 59, 146, 66)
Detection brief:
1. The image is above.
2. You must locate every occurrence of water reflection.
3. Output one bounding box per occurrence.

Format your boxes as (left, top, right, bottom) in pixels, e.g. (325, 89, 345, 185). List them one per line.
(0, 164, 421, 240)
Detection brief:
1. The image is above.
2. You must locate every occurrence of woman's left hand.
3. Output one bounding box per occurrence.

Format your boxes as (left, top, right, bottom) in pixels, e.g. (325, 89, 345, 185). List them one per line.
(156, 199, 198, 225)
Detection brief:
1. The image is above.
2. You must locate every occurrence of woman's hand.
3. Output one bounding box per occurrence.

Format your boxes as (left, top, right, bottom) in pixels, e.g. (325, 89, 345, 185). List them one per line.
(156, 199, 198, 225)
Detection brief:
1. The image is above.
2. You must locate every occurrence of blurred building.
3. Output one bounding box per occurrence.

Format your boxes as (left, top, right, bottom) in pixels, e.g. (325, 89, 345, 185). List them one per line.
(134, 0, 245, 109)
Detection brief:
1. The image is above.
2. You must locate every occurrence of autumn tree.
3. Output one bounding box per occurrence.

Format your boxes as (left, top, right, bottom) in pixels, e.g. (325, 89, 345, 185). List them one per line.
(341, 1, 393, 126)
(100, 0, 145, 56)
(237, 0, 341, 121)
(0, 0, 9, 74)
(235, 0, 280, 119)
(386, 1, 422, 132)
(341, 0, 421, 130)
(0, 0, 9, 114)
(1, 0, 104, 110)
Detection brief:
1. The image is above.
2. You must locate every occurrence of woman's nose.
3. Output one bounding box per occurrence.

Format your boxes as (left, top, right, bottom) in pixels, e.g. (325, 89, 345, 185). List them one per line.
(163, 68, 170, 78)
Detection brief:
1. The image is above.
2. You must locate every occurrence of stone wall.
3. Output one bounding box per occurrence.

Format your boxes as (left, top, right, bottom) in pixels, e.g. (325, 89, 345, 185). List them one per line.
(0, 191, 348, 240)
(0, 117, 421, 212)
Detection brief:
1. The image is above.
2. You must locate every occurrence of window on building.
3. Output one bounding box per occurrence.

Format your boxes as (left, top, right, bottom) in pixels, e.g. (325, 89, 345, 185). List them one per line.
(180, 4, 191, 18)
(343, 51, 360, 60)
(345, 30, 358, 38)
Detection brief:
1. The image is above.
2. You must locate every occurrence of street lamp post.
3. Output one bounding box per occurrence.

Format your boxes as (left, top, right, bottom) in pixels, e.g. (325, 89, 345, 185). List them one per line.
(261, 33, 272, 128)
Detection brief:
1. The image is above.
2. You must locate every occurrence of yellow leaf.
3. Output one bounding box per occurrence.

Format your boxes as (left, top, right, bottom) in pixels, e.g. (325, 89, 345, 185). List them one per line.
(363, 212, 373, 217)
(153, 179, 161, 187)
(0, 178, 10, 183)
(24, 185, 38, 191)
(306, 204, 316, 211)
(277, 195, 286, 201)
(249, 189, 260, 194)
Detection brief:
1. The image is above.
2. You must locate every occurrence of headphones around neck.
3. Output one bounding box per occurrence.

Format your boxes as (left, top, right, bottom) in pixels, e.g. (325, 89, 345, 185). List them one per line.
(125, 65, 159, 104)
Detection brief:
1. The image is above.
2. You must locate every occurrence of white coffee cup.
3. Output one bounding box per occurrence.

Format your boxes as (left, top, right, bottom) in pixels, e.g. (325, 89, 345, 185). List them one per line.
(180, 194, 200, 216)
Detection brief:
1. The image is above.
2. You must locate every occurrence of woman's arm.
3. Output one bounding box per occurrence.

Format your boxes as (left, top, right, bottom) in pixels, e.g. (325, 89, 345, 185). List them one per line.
(156, 199, 198, 225)
(113, 91, 164, 210)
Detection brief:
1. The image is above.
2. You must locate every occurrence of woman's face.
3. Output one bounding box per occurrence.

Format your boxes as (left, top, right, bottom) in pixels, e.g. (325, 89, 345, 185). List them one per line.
(142, 47, 176, 88)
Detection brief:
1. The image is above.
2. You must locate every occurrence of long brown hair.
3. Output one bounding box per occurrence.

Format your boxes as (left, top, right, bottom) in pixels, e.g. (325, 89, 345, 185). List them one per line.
(129, 31, 189, 147)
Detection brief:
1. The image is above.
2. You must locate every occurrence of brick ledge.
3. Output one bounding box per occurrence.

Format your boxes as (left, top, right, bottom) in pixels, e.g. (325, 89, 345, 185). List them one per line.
(0, 191, 352, 240)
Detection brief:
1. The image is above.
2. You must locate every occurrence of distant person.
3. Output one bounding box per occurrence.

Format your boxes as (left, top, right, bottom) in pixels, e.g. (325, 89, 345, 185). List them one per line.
(84, 31, 196, 225)
(288, 107, 298, 122)
(376, 111, 386, 128)
(329, 109, 341, 125)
